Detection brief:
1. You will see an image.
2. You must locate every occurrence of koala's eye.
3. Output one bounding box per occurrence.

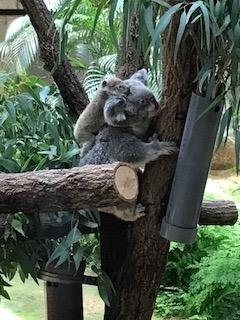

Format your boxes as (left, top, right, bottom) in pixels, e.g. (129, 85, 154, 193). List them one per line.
(102, 80, 107, 87)
(140, 99, 146, 105)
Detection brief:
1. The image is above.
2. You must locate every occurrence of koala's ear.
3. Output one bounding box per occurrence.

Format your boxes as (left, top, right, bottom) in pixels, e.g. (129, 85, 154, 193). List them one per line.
(102, 80, 108, 87)
(129, 68, 148, 86)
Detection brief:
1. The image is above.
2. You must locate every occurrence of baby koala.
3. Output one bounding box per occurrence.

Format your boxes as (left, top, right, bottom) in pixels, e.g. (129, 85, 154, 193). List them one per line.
(74, 76, 129, 147)
(74, 69, 159, 150)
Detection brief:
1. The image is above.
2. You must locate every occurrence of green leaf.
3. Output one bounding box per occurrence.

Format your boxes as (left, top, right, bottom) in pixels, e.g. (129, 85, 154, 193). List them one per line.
(216, 107, 232, 150)
(0, 276, 11, 287)
(186, 1, 202, 24)
(47, 239, 69, 266)
(0, 159, 20, 172)
(73, 246, 84, 270)
(0, 72, 9, 86)
(199, 2, 211, 53)
(65, 226, 81, 246)
(197, 93, 225, 120)
(144, 3, 155, 38)
(151, 3, 182, 45)
(4, 100, 16, 122)
(151, 0, 170, 8)
(234, 129, 240, 174)
(108, 0, 120, 51)
(174, 10, 187, 62)
(57, 148, 80, 162)
(97, 276, 110, 306)
(55, 249, 69, 267)
(0, 287, 11, 300)
(11, 219, 26, 236)
(198, 68, 212, 93)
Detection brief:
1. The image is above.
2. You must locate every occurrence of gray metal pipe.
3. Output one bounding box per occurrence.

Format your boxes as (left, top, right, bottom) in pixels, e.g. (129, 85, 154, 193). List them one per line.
(160, 93, 222, 244)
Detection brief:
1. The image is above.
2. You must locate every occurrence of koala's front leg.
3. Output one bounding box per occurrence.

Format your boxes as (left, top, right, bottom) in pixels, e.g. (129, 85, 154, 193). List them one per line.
(144, 135, 179, 163)
(98, 203, 145, 221)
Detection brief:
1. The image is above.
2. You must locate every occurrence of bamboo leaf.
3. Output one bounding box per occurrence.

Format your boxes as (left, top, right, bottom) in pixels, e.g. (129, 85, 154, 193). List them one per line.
(197, 92, 225, 120)
(174, 10, 187, 62)
(151, 3, 182, 45)
(186, 1, 202, 24)
(144, 3, 155, 38)
(216, 107, 232, 150)
(109, 0, 120, 51)
(198, 68, 212, 94)
(199, 2, 211, 53)
(235, 129, 240, 174)
(91, 0, 107, 39)
(151, 0, 170, 8)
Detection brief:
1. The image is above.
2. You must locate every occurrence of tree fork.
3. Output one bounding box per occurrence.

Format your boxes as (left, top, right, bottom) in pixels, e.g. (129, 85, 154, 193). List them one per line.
(20, 0, 89, 118)
(0, 163, 139, 214)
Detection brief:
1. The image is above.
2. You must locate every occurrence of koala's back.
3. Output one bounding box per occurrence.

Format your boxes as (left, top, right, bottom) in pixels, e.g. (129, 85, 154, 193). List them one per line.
(79, 126, 146, 166)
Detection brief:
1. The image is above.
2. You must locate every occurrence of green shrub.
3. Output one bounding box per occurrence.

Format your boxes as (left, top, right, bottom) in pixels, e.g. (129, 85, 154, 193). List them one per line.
(156, 225, 240, 319)
(0, 72, 79, 173)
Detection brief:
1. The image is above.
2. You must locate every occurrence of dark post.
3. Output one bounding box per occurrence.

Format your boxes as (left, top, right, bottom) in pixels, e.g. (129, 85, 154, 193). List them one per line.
(45, 281, 83, 320)
(39, 262, 85, 320)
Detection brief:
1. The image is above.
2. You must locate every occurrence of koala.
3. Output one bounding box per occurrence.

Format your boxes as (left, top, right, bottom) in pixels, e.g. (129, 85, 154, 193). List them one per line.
(77, 69, 177, 221)
(73, 76, 129, 146)
(74, 69, 159, 150)
(79, 126, 178, 221)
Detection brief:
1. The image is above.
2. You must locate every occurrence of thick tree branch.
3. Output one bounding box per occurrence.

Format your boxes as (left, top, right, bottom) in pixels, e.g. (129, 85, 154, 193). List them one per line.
(0, 163, 138, 214)
(20, 0, 89, 118)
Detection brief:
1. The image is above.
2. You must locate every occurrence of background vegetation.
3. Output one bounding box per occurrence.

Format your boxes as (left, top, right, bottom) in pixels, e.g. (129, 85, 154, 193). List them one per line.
(0, 0, 239, 319)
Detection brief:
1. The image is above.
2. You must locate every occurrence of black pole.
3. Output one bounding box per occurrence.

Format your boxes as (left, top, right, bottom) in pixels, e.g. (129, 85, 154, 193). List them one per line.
(45, 281, 83, 320)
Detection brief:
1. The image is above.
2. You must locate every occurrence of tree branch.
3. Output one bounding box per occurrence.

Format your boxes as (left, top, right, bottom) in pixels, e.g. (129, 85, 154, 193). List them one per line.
(20, 0, 89, 118)
(0, 163, 138, 214)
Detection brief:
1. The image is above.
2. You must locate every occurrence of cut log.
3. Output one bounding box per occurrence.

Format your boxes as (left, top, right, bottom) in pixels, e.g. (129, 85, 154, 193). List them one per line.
(0, 163, 138, 215)
(199, 200, 238, 225)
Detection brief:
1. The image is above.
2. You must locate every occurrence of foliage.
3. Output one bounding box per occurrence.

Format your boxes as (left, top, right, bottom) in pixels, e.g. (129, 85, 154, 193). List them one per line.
(155, 290, 187, 318)
(0, 0, 118, 73)
(155, 225, 240, 319)
(0, 72, 79, 172)
(0, 72, 101, 299)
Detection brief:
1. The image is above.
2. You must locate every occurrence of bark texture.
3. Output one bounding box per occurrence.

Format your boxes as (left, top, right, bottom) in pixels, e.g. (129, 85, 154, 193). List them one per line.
(20, 0, 89, 118)
(100, 10, 200, 320)
(200, 200, 238, 225)
(0, 163, 138, 214)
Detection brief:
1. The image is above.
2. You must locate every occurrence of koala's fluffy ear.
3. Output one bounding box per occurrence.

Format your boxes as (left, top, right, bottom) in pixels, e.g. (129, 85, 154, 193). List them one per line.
(129, 69, 148, 86)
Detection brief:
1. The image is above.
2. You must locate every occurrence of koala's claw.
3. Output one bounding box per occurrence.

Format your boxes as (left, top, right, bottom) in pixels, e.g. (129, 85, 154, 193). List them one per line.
(158, 141, 179, 154)
(134, 203, 146, 218)
(148, 133, 159, 143)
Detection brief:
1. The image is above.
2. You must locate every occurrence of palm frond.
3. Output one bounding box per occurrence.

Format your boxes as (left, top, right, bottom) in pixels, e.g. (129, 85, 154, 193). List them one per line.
(0, 16, 39, 73)
(84, 54, 161, 100)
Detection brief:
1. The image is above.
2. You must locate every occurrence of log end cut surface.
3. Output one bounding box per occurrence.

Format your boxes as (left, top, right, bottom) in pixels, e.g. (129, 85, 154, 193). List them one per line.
(114, 165, 138, 202)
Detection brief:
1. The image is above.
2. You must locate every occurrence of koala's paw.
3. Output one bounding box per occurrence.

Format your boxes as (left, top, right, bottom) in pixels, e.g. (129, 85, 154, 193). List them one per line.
(158, 141, 179, 155)
(133, 203, 146, 220)
(148, 133, 159, 143)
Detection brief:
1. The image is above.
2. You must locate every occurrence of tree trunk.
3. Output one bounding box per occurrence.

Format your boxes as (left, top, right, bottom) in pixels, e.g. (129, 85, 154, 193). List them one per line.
(100, 10, 200, 320)
(0, 163, 138, 214)
(20, 0, 89, 118)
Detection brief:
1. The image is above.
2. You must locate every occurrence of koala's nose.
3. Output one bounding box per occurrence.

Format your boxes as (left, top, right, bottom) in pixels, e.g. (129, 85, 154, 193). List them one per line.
(116, 96, 127, 106)
(124, 87, 131, 96)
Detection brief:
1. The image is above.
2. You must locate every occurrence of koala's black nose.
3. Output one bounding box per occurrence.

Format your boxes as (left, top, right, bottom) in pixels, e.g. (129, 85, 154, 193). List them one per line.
(124, 87, 131, 96)
(116, 96, 126, 106)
